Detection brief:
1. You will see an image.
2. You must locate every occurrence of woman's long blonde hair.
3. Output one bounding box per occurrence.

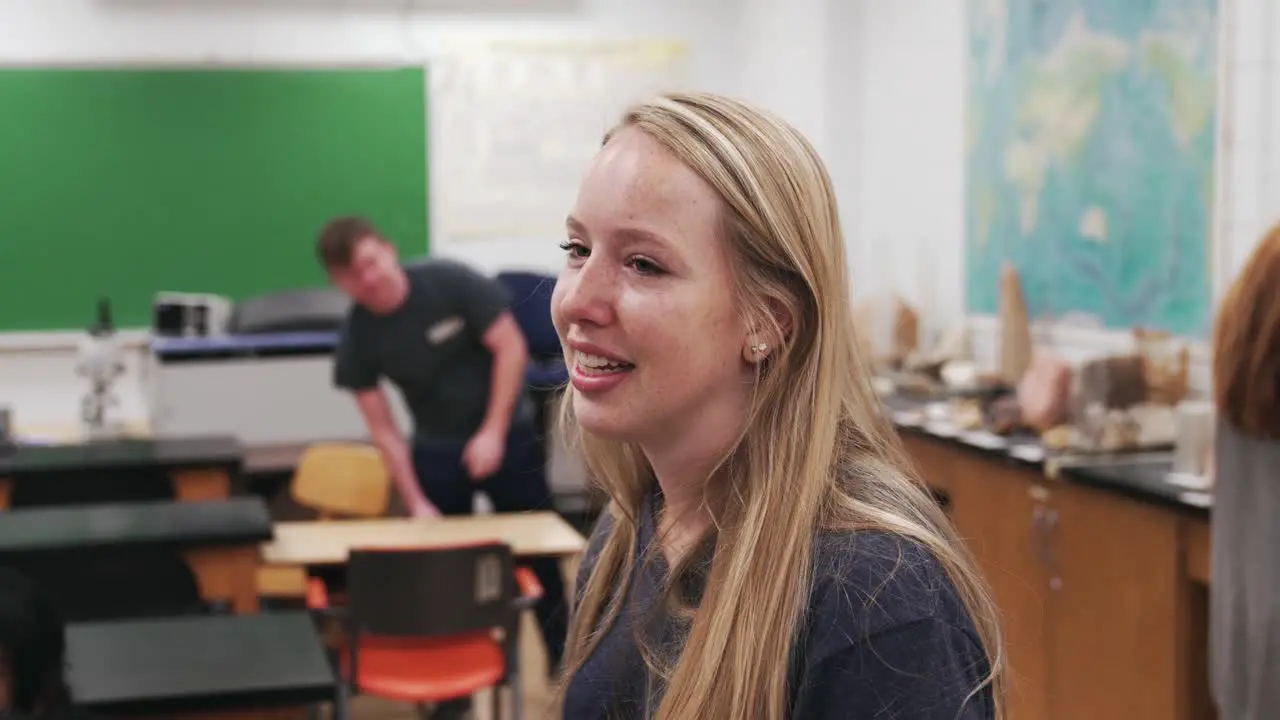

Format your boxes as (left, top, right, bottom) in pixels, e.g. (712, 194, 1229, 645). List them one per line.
(555, 92, 1005, 720)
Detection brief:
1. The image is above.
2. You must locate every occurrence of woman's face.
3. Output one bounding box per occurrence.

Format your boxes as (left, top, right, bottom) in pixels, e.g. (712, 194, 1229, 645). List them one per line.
(553, 127, 754, 447)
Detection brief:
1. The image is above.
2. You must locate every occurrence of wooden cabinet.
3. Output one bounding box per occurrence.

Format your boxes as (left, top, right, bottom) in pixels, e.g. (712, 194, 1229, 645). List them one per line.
(1046, 480, 1183, 720)
(944, 450, 1050, 720)
(904, 434, 1188, 720)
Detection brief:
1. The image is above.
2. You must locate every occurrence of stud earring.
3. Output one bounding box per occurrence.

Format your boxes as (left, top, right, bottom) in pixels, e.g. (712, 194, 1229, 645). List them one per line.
(751, 342, 769, 355)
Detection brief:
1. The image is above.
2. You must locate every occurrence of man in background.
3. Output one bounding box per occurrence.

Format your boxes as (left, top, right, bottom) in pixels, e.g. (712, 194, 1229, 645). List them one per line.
(317, 216, 568, 682)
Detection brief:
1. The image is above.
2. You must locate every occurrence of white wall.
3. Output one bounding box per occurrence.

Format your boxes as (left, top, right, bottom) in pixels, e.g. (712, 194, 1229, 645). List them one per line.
(844, 0, 966, 337)
(1220, 0, 1280, 279)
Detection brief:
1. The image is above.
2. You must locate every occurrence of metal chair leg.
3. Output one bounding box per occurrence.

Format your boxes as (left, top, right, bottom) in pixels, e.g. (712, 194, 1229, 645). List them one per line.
(509, 667, 523, 720)
(331, 681, 351, 720)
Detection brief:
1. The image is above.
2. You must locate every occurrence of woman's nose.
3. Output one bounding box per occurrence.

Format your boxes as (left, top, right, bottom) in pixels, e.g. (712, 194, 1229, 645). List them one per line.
(554, 261, 615, 328)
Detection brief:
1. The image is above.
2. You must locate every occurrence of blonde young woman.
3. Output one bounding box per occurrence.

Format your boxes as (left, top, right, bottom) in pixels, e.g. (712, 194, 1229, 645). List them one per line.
(550, 92, 1003, 719)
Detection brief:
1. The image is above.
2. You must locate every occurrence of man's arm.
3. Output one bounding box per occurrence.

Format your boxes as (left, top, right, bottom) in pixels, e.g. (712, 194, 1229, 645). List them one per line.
(333, 316, 434, 516)
(478, 311, 530, 439)
(353, 387, 435, 516)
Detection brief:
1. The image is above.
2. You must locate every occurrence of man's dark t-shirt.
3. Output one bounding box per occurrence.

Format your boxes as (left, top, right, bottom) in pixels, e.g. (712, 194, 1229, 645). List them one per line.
(562, 493, 995, 719)
(333, 259, 530, 445)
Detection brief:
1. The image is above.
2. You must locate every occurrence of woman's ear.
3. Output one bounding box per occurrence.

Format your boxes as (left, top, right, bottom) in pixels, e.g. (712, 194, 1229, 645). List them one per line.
(742, 297, 795, 364)
(767, 295, 795, 340)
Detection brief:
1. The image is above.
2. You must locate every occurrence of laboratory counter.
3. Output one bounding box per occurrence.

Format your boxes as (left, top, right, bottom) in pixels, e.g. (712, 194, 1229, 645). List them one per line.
(886, 394, 1214, 720)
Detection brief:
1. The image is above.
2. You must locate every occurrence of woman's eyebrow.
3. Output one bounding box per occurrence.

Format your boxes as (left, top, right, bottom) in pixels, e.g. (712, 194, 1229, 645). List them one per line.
(566, 215, 671, 247)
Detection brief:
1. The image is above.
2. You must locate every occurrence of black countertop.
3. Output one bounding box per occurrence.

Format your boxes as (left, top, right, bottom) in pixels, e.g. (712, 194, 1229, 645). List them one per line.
(1060, 458, 1211, 517)
(884, 395, 1211, 518)
(0, 496, 273, 554)
(0, 435, 243, 478)
(68, 611, 336, 716)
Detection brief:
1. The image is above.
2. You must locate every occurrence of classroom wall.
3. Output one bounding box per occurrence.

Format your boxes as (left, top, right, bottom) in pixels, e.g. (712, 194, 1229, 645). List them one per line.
(2, 0, 1272, 427)
(846, 0, 1280, 381)
(0, 0, 840, 427)
(0, 0, 741, 284)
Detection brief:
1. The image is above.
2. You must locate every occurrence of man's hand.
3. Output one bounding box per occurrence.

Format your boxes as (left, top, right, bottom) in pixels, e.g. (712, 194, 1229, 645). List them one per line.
(408, 497, 442, 519)
(462, 426, 506, 480)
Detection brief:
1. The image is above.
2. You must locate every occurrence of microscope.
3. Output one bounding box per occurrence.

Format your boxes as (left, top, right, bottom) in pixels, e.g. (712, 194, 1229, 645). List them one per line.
(76, 298, 127, 440)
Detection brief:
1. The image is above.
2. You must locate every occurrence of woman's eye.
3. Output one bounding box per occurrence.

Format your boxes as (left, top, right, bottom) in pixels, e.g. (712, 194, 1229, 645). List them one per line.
(559, 241, 589, 259)
(628, 257, 664, 275)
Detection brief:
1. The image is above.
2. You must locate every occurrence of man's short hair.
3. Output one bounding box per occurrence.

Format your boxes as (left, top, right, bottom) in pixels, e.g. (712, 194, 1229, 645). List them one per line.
(316, 216, 384, 270)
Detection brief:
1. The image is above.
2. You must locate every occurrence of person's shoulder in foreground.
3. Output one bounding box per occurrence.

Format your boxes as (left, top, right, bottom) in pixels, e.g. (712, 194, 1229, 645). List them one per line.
(792, 529, 996, 719)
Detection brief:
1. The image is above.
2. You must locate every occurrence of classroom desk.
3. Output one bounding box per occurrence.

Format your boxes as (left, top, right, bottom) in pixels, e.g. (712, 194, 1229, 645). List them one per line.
(68, 611, 335, 718)
(0, 497, 272, 614)
(261, 511, 588, 568)
(15, 419, 153, 443)
(0, 434, 242, 507)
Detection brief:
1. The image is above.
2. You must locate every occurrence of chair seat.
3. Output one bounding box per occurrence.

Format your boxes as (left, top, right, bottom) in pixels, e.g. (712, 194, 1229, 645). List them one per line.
(347, 632, 507, 703)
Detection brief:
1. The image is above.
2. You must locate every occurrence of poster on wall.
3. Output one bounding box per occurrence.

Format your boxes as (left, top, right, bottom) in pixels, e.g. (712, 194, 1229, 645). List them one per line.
(965, 0, 1219, 336)
(431, 37, 690, 244)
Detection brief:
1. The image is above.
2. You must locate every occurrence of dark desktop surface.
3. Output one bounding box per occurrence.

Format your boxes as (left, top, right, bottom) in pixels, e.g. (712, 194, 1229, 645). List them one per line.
(0, 435, 242, 477)
(68, 611, 335, 716)
(0, 496, 272, 554)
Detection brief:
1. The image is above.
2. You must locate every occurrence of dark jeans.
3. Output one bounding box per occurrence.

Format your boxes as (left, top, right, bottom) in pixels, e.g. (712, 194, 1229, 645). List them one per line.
(412, 421, 569, 674)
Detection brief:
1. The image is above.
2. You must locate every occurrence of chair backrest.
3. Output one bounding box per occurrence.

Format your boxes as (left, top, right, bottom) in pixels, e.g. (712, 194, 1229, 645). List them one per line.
(346, 544, 517, 638)
(290, 443, 390, 519)
(494, 271, 560, 360)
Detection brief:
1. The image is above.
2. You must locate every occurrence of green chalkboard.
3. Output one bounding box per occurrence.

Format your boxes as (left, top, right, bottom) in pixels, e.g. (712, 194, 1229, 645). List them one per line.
(0, 67, 429, 332)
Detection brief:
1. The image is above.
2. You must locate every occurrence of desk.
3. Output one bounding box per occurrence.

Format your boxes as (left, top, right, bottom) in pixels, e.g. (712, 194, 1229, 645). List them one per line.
(0, 498, 272, 614)
(16, 419, 152, 443)
(262, 511, 587, 568)
(69, 611, 335, 718)
(0, 435, 242, 507)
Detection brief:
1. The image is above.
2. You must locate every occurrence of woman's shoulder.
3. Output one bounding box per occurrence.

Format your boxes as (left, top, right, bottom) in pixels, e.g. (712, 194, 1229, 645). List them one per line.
(790, 530, 996, 719)
(806, 529, 982, 648)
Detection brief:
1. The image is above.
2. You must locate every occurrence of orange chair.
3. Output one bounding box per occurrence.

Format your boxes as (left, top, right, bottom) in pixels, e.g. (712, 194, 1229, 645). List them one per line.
(308, 542, 542, 720)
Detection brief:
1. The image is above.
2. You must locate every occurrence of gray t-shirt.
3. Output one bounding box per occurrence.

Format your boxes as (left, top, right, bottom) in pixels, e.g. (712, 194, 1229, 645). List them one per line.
(333, 259, 528, 446)
(1210, 421, 1280, 720)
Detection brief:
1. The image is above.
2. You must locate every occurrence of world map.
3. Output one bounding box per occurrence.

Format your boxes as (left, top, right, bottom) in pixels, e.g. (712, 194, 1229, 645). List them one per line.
(965, 0, 1218, 336)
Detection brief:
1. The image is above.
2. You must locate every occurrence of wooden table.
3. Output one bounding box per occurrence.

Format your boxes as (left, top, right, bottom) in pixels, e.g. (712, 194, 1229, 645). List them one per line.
(262, 511, 588, 568)
(68, 611, 335, 718)
(15, 419, 152, 443)
(0, 434, 242, 507)
(0, 497, 272, 615)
